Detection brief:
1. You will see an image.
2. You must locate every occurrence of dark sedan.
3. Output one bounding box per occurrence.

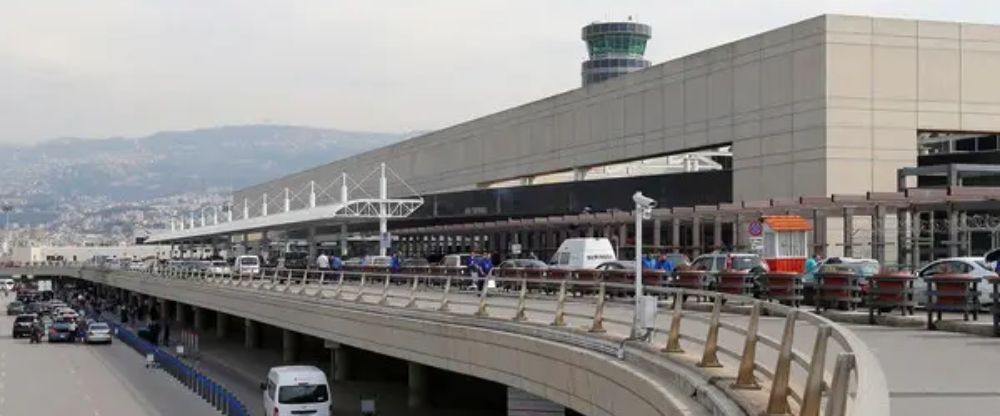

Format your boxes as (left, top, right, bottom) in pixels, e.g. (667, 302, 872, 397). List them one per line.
(48, 321, 76, 343)
(11, 314, 36, 338)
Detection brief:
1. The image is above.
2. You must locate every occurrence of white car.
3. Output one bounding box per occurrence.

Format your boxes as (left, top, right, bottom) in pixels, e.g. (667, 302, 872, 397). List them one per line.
(234, 255, 261, 276)
(915, 257, 997, 306)
(84, 322, 112, 344)
(208, 260, 231, 275)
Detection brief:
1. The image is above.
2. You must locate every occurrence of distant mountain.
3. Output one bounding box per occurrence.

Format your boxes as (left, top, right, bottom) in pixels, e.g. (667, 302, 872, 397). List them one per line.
(0, 125, 409, 202)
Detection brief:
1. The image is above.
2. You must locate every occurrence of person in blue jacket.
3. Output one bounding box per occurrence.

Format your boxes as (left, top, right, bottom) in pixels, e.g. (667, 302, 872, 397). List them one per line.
(656, 253, 674, 273)
(389, 253, 401, 273)
(642, 254, 657, 270)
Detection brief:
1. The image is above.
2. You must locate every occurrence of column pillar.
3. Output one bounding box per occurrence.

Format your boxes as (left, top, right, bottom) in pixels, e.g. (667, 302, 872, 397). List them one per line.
(948, 204, 959, 258)
(215, 312, 227, 339)
(282, 329, 298, 363)
(307, 226, 318, 264)
(691, 216, 702, 256)
(713, 216, 722, 250)
(671, 218, 680, 253)
(618, 224, 628, 257)
(408, 362, 428, 408)
(244, 319, 259, 349)
(333, 344, 350, 381)
(652, 219, 662, 249)
(843, 208, 854, 258)
(192, 306, 205, 331)
(175, 303, 186, 324)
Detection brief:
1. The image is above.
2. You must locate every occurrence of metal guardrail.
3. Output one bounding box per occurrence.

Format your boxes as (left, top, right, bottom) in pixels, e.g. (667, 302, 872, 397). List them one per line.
(108, 321, 249, 416)
(11, 261, 890, 416)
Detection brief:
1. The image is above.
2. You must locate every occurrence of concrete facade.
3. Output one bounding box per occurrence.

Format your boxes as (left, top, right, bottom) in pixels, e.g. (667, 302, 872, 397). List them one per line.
(233, 15, 1000, 214)
(10, 245, 172, 263)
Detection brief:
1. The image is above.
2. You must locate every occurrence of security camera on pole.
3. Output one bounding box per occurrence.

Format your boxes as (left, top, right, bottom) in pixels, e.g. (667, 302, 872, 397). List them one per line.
(631, 192, 657, 339)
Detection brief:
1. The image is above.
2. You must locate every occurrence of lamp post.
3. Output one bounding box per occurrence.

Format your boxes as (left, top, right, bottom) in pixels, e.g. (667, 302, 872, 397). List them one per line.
(631, 192, 655, 338)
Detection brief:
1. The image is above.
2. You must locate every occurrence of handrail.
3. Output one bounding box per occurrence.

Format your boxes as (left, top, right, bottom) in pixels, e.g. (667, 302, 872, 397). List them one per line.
(6, 262, 891, 416)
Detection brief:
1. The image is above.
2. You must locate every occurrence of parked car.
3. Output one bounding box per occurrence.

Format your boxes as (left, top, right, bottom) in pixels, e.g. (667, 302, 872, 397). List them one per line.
(915, 257, 998, 306)
(261, 366, 332, 416)
(208, 260, 231, 275)
(6, 301, 25, 316)
(0, 278, 15, 291)
(401, 258, 430, 267)
(689, 252, 769, 291)
(12, 314, 37, 338)
(84, 322, 112, 344)
(440, 254, 472, 268)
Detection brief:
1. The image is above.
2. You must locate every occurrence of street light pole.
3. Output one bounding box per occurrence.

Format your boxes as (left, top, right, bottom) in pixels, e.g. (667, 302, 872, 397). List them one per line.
(631, 191, 655, 338)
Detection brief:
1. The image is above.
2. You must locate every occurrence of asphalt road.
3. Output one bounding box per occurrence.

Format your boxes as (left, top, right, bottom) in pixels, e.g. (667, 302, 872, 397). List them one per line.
(0, 299, 219, 416)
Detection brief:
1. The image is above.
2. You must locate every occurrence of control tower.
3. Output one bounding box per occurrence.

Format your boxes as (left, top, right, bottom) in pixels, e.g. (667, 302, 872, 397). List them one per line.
(581, 20, 652, 86)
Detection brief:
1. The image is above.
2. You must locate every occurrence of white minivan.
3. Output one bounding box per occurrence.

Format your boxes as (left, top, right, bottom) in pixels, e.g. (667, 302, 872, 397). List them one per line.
(0, 278, 14, 291)
(234, 255, 261, 276)
(549, 238, 617, 269)
(262, 366, 331, 416)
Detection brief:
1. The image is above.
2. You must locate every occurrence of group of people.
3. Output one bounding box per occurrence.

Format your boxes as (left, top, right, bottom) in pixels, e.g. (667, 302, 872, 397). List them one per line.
(466, 251, 494, 290)
(641, 253, 677, 273)
(313, 252, 344, 271)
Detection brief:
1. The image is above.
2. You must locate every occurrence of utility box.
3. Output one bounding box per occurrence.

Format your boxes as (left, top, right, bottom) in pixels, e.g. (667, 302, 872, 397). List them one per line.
(637, 295, 659, 330)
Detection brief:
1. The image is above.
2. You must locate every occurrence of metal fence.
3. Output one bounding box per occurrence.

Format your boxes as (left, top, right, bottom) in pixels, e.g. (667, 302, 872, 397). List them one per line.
(109, 321, 249, 416)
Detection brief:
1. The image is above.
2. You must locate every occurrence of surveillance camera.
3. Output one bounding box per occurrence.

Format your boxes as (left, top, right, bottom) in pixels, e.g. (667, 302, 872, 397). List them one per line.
(632, 192, 657, 209)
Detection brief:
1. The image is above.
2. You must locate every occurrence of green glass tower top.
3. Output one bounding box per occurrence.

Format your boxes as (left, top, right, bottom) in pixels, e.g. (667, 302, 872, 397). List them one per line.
(581, 21, 652, 86)
(582, 22, 652, 59)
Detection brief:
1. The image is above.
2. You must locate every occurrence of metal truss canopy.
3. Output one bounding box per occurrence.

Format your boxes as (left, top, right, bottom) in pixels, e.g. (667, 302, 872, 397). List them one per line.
(147, 164, 423, 244)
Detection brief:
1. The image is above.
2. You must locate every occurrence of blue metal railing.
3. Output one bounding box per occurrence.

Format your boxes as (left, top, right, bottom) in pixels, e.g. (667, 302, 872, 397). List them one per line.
(109, 322, 250, 416)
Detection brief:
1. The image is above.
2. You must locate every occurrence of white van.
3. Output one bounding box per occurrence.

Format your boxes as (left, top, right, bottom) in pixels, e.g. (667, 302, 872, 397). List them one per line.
(234, 255, 261, 276)
(0, 278, 14, 291)
(261, 366, 331, 416)
(549, 238, 617, 269)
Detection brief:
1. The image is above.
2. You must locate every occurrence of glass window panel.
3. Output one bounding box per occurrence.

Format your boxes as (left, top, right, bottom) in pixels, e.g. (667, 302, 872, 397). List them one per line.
(955, 138, 976, 152)
(977, 135, 997, 151)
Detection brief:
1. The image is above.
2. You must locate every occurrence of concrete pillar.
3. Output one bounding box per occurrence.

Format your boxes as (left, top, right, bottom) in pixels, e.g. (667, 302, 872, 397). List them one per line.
(586, 226, 595, 238)
(407, 362, 428, 408)
(691, 216, 702, 256)
(733, 213, 742, 251)
(282, 329, 298, 363)
(192, 306, 205, 331)
(713, 216, 722, 250)
(244, 319, 259, 349)
(215, 312, 227, 339)
(843, 208, 854, 258)
(340, 224, 349, 256)
(618, 224, 628, 256)
(334, 344, 350, 381)
(671, 218, 681, 253)
(175, 303, 186, 324)
(812, 209, 825, 256)
(873, 205, 887, 263)
(307, 226, 318, 264)
(652, 219, 662, 249)
(948, 204, 959, 258)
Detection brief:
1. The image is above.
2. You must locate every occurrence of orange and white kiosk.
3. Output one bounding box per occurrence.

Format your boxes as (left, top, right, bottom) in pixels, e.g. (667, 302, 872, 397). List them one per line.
(759, 215, 811, 273)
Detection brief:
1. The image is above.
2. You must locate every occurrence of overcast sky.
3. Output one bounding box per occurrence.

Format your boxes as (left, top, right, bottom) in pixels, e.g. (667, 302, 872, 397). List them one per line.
(1, 1, 998, 145)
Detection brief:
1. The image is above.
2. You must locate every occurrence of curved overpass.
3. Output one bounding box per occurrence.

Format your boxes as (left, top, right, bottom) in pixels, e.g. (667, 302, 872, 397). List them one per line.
(2, 264, 889, 416)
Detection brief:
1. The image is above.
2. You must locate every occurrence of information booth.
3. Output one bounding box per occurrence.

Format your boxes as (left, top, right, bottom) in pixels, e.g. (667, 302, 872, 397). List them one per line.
(760, 215, 811, 272)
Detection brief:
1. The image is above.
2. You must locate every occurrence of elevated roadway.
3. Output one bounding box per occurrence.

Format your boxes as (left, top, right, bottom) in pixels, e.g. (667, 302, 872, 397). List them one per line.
(1, 263, 890, 416)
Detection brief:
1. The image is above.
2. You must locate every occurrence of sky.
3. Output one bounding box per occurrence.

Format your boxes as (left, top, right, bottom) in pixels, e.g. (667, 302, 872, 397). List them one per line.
(1, 0, 999, 145)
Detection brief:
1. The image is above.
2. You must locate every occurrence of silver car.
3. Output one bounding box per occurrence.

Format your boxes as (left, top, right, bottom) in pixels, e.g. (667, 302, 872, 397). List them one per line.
(84, 322, 113, 344)
(915, 257, 997, 306)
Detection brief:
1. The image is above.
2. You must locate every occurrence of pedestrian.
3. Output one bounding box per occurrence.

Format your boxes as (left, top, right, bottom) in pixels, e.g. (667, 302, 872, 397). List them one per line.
(468, 252, 485, 290)
(330, 254, 343, 271)
(642, 253, 656, 270)
(316, 252, 330, 270)
(389, 252, 401, 273)
(656, 253, 674, 274)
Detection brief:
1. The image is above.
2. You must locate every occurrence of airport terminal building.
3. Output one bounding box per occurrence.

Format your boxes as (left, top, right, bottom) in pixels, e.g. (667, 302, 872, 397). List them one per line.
(171, 14, 1000, 263)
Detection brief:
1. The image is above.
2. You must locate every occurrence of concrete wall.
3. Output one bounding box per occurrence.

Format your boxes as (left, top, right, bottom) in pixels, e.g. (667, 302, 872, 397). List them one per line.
(234, 16, 830, 212)
(822, 16, 1000, 196)
(233, 15, 1000, 214)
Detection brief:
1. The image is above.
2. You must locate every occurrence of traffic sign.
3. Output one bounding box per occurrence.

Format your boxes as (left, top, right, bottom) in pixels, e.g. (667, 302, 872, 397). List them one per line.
(747, 221, 763, 237)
